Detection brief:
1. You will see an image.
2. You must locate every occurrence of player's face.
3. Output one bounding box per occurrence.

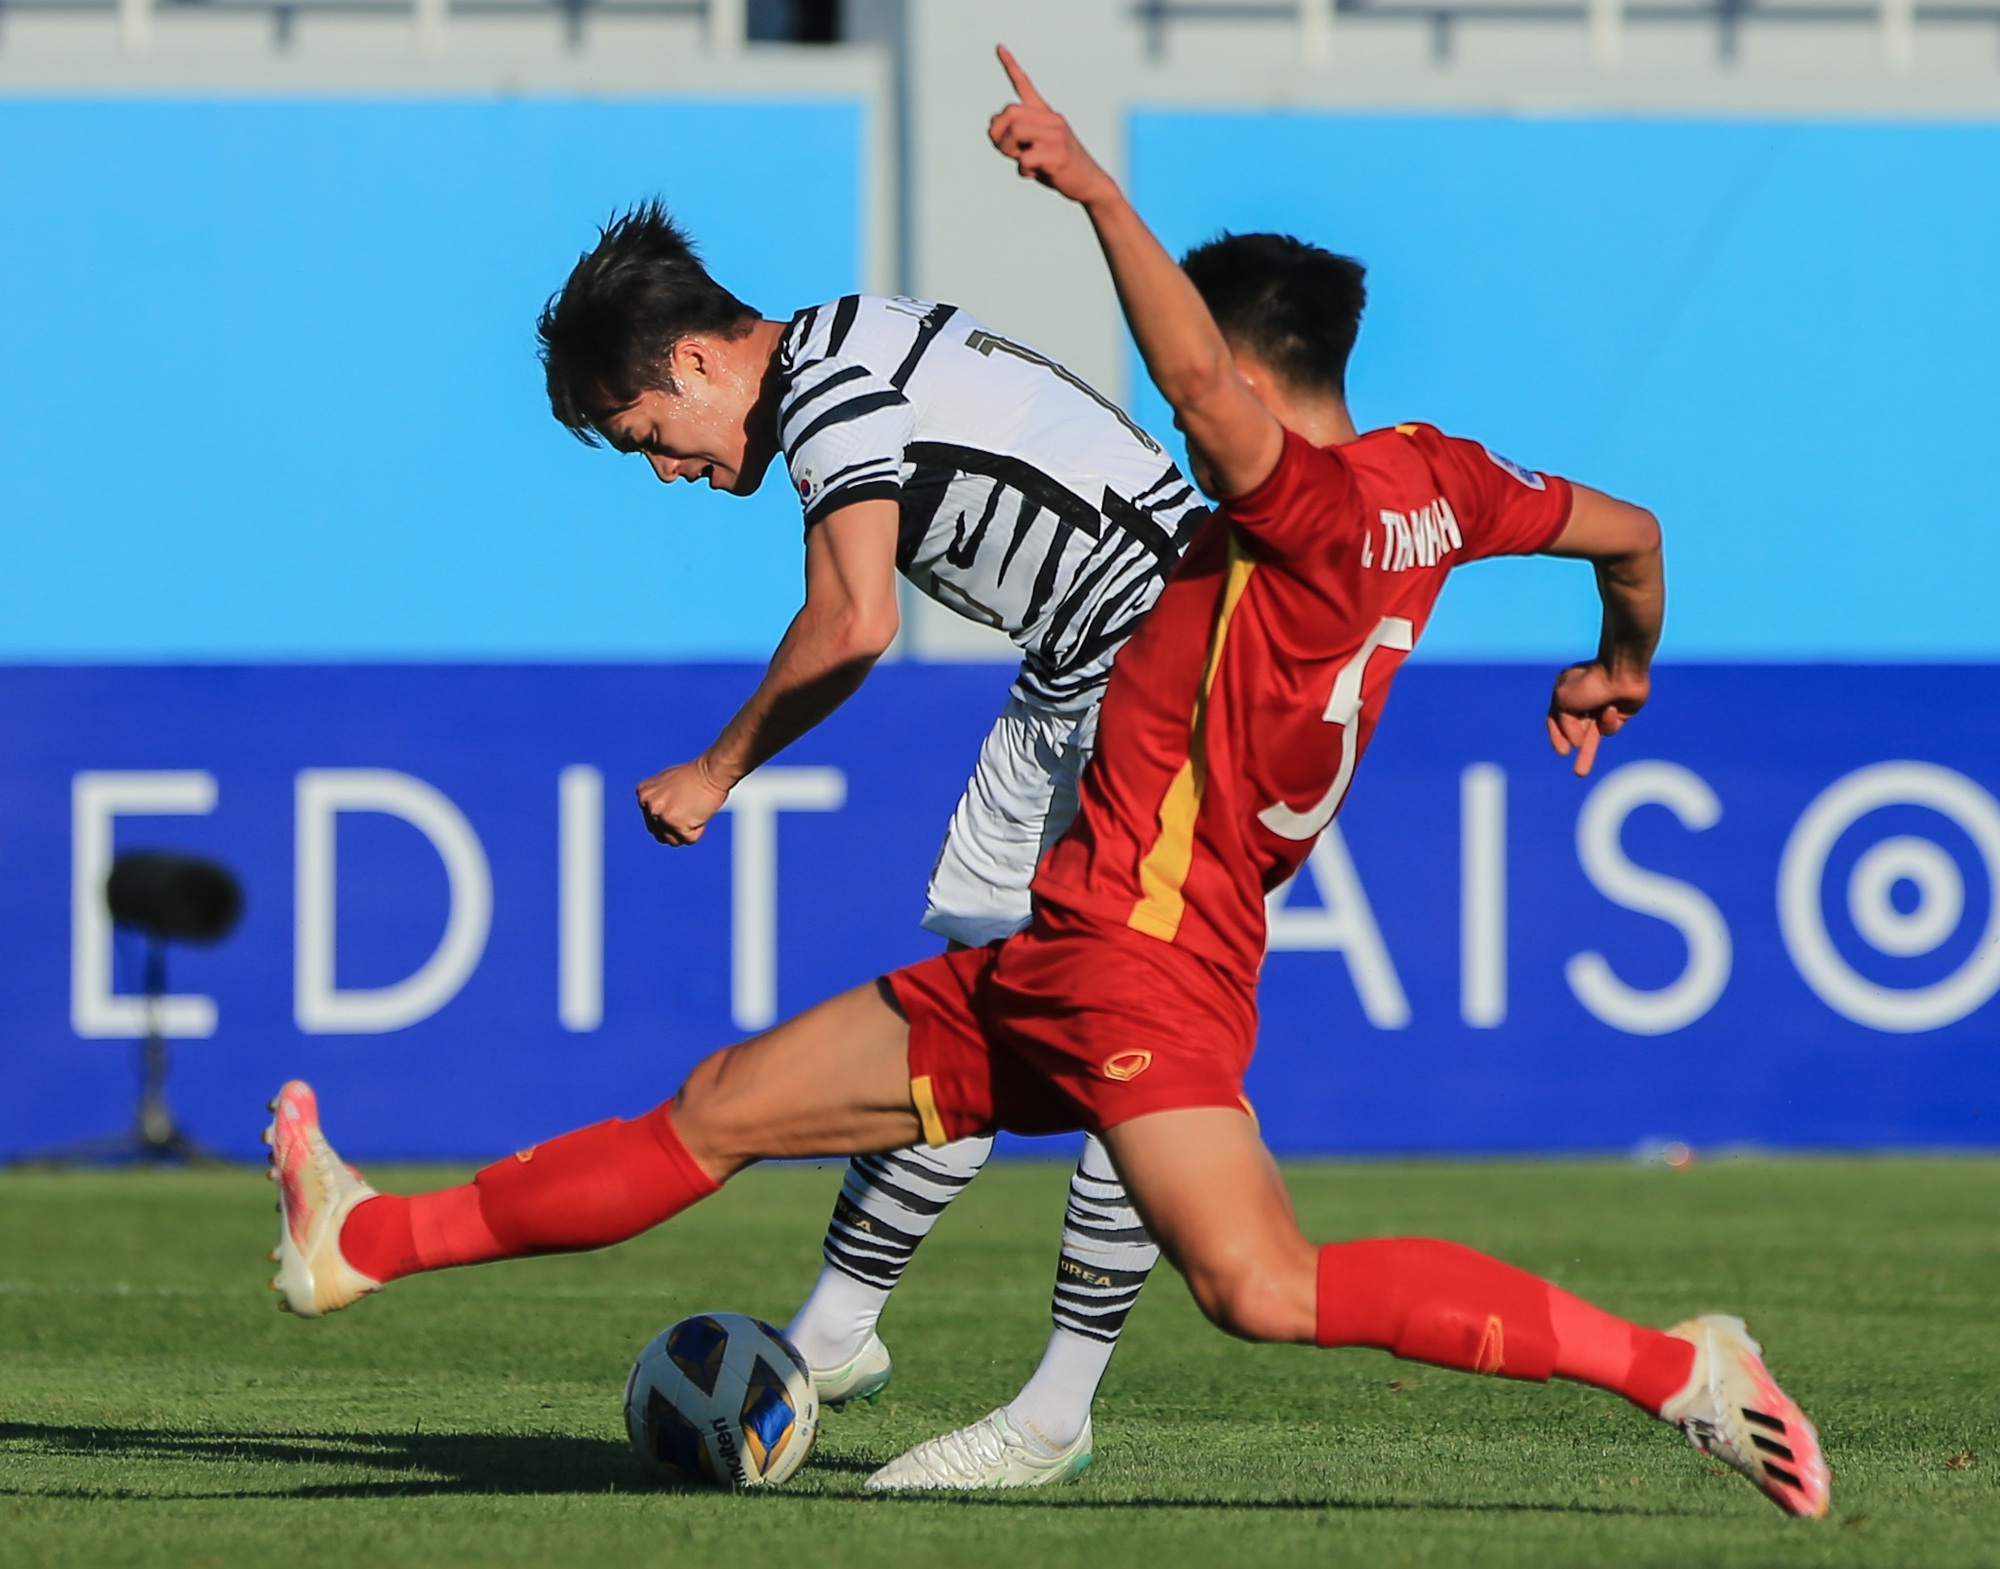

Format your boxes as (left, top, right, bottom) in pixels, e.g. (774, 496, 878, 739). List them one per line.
(597, 390, 753, 495)
(594, 341, 776, 497)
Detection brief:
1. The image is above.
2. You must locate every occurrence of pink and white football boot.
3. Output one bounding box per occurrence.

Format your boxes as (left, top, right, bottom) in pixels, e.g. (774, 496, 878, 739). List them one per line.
(264, 1080, 382, 1318)
(1661, 1314, 1830, 1518)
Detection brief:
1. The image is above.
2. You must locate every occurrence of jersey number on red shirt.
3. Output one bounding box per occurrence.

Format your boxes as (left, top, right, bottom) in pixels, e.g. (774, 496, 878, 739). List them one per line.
(1256, 615, 1415, 842)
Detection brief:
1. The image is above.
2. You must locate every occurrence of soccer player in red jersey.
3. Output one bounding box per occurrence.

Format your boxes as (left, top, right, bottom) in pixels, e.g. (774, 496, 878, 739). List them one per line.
(261, 48, 1828, 1516)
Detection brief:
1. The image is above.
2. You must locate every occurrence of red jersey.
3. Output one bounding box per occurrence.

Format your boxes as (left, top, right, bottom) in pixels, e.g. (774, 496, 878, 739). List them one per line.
(1033, 423, 1573, 980)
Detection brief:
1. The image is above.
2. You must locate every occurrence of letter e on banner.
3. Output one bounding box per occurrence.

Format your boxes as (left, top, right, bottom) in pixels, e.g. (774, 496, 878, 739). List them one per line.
(71, 771, 219, 1039)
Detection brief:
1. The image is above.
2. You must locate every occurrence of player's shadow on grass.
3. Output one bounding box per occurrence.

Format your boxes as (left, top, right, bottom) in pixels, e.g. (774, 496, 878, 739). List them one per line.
(0, 1421, 646, 1499)
(0, 1422, 1693, 1516)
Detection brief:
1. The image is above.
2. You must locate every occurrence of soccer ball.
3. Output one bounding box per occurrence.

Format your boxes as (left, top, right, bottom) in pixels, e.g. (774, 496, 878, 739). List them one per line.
(623, 1313, 820, 1488)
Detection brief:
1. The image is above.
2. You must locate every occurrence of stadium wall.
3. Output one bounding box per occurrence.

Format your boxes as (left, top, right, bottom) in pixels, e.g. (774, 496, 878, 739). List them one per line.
(1, 99, 1994, 1160)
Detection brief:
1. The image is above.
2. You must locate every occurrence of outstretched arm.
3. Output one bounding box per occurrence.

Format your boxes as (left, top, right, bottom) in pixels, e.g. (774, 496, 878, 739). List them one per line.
(1541, 485, 1664, 777)
(635, 499, 901, 844)
(987, 46, 1284, 499)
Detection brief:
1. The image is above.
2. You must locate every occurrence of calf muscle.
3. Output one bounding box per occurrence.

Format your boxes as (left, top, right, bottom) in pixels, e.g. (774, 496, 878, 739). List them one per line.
(672, 981, 925, 1180)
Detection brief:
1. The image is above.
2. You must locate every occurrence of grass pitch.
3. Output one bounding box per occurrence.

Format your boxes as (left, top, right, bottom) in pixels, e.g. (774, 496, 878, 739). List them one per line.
(2, 1157, 1996, 1568)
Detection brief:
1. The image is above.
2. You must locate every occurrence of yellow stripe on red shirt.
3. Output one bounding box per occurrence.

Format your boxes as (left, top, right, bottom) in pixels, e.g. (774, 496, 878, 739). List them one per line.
(1128, 537, 1258, 941)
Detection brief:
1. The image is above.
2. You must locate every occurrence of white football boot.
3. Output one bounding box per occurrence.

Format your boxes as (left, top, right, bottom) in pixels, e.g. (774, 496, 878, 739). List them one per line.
(263, 1079, 383, 1318)
(1661, 1314, 1830, 1518)
(811, 1332, 894, 1408)
(864, 1408, 1093, 1492)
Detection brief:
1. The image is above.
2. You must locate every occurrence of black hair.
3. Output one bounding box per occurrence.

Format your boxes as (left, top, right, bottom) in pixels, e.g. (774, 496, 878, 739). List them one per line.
(537, 201, 760, 442)
(1179, 232, 1367, 399)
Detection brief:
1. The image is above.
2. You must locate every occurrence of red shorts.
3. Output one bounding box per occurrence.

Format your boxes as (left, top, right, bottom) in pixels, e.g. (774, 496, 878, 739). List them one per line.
(884, 903, 1258, 1144)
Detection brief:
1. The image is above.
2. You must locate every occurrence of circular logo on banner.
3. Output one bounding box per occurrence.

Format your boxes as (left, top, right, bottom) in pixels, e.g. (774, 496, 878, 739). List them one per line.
(1777, 762, 2000, 1032)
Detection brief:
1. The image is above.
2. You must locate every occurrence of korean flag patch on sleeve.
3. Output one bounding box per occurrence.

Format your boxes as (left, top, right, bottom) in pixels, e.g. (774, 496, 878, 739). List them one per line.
(1481, 446, 1547, 490)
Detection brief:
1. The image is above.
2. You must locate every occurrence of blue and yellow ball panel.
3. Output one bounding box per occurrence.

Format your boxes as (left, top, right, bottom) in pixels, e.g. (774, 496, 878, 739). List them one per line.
(738, 1356, 800, 1475)
(665, 1315, 729, 1399)
(756, 1317, 815, 1388)
(643, 1388, 716, 1486)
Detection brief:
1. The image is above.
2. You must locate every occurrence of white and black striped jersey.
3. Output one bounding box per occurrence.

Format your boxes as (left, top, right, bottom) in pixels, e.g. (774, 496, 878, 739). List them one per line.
(775, 295, 1208, 715)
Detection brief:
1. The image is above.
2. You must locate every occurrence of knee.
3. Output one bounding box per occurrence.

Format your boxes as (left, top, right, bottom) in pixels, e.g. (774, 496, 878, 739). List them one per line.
(670, 1049, 754, 1176)
(672, 1048, 724, 1122)
(1183, 1254, 1313, 1344)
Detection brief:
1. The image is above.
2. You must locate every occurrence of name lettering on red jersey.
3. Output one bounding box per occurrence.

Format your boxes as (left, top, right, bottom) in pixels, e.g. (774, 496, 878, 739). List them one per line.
(1258, 615, 1415, 843)
(1362, 498, 1463, 573)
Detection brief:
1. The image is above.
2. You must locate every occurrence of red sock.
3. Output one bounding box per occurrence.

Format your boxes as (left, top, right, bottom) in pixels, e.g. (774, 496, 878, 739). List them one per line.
(341, 1102, 719, 1284)
(1316, 1239, 1695, 1413)
(1547, 1288, 1697, 1414)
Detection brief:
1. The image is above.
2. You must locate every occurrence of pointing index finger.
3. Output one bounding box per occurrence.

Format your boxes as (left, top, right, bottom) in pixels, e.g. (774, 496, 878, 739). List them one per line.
(996, 44, 1048, 107)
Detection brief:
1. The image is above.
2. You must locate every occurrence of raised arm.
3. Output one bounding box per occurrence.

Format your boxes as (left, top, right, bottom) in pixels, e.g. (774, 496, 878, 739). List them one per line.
(1541, 485, 1664, 777)
(635, 498, 901, 844)
(987, 47, 1284, 499)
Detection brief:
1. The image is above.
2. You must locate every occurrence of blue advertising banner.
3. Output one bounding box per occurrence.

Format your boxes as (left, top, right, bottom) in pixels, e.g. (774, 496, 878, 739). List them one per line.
(1, 663, 1995, 1161)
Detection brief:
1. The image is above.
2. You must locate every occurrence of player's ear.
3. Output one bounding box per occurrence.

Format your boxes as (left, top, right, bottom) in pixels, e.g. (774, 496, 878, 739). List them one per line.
(669, 337, 711, 389)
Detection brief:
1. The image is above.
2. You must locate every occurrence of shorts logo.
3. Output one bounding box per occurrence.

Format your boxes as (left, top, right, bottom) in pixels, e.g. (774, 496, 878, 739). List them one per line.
(1102, 1049, 1153, 1082)
(514, 1147, 535, 1163)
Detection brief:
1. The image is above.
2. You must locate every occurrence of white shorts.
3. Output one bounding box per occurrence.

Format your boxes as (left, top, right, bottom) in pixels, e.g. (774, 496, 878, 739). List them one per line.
(921, 696, 1096, 947)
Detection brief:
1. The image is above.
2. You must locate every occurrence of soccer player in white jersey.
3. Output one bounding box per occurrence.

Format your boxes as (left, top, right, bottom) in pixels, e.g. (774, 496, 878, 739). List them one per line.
(532, 206, 1206, 1486)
